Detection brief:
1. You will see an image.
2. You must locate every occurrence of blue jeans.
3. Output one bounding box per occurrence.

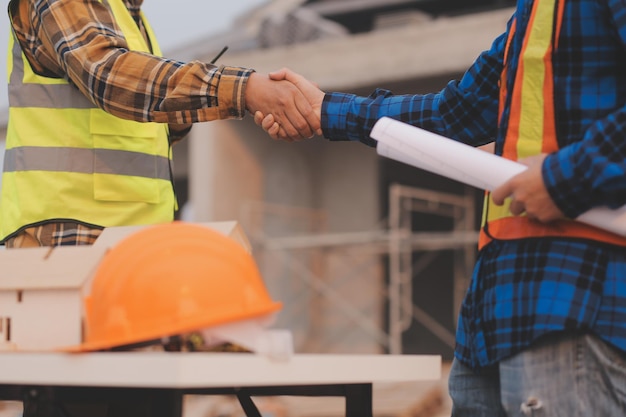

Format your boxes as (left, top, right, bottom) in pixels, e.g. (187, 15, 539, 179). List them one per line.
(449, 332, 626, 416)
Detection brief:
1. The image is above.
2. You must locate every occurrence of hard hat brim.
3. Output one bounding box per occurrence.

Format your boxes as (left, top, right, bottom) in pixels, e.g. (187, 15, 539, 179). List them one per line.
(59, 301, 282, 353)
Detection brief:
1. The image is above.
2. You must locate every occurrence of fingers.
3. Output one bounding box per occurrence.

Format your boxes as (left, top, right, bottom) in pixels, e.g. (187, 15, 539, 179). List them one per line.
(275, 68, 323, 104)
(247, 71, 324, 141)
(268, 68, 286, 81)
(245, 73, 316, 140)
(253, 111, 264, 126)
(491, 179, 514, 207)
(275, 87, 315, 139)
(292, 90, 319, 138)
(269, 68, 324, 138)
(492, 177, 527, 215)
(254, 111, 281, 140)
(490, 153, 563, 223)
(272, 76, 319, 139)
(253, 111, 275, 131)
(508, 198, 526, 216)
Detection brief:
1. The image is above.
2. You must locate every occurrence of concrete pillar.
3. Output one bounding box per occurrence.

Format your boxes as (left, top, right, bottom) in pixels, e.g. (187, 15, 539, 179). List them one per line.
(188, 122, 218, 222)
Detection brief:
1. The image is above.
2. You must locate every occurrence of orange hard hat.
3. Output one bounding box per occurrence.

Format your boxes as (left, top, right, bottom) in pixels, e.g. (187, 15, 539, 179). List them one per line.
(68, 221, 281, 352)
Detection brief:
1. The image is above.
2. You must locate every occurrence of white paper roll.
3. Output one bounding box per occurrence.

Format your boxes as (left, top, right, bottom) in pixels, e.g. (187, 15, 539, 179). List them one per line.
(372, 116, 626, 236)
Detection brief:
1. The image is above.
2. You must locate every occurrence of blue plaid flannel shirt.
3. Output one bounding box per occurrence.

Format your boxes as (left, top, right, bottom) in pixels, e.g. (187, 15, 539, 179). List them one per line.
(321, 0, 626, 369)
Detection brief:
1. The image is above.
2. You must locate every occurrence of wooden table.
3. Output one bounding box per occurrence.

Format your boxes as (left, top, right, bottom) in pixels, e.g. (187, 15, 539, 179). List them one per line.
(0, 352, 441, 417)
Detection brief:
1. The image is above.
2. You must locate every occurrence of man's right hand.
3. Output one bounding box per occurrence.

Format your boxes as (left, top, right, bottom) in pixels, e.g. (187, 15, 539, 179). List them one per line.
(245, 72, 321, 142)
(252, 68, 324, 141)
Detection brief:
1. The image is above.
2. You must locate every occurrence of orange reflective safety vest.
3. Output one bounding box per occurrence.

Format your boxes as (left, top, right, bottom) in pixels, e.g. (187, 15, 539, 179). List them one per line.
(479, 0, 626, 250)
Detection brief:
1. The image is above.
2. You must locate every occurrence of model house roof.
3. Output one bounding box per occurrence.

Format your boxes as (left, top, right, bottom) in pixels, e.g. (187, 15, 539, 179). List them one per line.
(0, 246, 107, 291)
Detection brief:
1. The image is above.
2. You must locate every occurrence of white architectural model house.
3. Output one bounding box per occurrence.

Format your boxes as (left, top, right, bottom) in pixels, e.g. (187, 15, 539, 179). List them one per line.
(0, 221, 251, 352)
(0, 245, 107, 351)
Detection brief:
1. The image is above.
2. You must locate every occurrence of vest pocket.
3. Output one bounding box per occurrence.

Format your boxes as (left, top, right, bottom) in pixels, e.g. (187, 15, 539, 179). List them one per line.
(93, 172, 160, 204)
(90, 111, 160, 204)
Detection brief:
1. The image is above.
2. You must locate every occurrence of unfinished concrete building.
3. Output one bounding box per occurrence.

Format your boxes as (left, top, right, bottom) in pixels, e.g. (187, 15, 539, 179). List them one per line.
(0, 0, 517, 358)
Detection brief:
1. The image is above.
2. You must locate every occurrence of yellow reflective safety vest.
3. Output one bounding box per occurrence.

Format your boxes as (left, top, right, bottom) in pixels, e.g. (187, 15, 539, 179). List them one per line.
(479, 0, 626, 250)
(1, 0, 175, 241)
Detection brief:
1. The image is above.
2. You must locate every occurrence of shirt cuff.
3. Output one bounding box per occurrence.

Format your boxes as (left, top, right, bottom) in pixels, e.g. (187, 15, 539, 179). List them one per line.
(321, 92, 352, 141)
(216, 66, 255, 119)
(168, 123, 192, 144)
(321, 90, 389, 147)
(542, 148, 592, 219)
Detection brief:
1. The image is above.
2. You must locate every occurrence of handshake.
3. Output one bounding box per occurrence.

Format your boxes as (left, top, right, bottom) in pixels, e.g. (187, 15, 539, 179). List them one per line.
(245, 68, 324, 142)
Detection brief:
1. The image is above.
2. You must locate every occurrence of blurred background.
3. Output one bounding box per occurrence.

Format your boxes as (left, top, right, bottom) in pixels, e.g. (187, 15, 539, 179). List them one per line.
(0, 1, 516, 416)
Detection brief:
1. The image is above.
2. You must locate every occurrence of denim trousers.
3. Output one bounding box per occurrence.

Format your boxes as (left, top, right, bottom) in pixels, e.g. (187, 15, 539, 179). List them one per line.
(448, 332, 626, 416)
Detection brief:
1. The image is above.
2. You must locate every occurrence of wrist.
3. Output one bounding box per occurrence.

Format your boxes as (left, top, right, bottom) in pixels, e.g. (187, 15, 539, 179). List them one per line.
(244, 72, 260, 114)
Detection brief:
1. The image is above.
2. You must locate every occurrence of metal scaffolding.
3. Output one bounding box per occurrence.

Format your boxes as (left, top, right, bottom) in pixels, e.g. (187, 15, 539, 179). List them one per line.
(241, 183, 478, 354)
(387, 184, 477, 354)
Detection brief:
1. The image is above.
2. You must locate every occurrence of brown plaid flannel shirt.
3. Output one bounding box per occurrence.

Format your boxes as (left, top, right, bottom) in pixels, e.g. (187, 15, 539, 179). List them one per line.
(5, 223, 102, 248)
(9, 0, 253, 139)
(6, 0, 254, 246)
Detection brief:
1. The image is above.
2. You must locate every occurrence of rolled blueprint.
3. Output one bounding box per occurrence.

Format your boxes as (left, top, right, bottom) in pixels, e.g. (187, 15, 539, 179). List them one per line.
(371, 116, 626, 236)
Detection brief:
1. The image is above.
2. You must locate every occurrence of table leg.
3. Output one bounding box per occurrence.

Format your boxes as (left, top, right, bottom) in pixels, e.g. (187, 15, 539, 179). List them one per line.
(345, 384, 372, 417)
(236, 391, 263, 417)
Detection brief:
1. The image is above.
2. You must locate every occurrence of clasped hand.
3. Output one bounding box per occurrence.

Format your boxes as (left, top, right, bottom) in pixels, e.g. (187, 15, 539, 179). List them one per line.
(245, 68, 324, 142)
(491, 154, 564, 222)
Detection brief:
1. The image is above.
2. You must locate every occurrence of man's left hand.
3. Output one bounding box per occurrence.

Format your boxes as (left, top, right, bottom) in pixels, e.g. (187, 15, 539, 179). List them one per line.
(491, 154, 565, 222)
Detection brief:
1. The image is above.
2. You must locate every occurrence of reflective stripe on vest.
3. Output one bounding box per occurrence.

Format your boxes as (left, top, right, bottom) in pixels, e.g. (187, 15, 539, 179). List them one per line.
(479, 0, 626, 249)
(3, 147, 171, 180)
(1, 0, 174, 240)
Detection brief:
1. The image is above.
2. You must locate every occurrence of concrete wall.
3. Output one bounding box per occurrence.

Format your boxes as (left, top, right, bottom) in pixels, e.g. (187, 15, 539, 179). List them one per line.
(218, 7, 513, 90)
(183, 116, 383, 353)
(0, 7, 513, 354)
(179, 8, 513, 354)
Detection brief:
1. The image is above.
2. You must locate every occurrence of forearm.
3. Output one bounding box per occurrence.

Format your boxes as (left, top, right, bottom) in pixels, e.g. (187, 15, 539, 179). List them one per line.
(12, 0, 251, 125)
(67, 47, 252, 123)
(321, 90, 445, 147)
(321, 33, 505, 147)
(543, 113, 626, 217)
(321, 84, 498, 148)
(543, 1, 626, 217)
